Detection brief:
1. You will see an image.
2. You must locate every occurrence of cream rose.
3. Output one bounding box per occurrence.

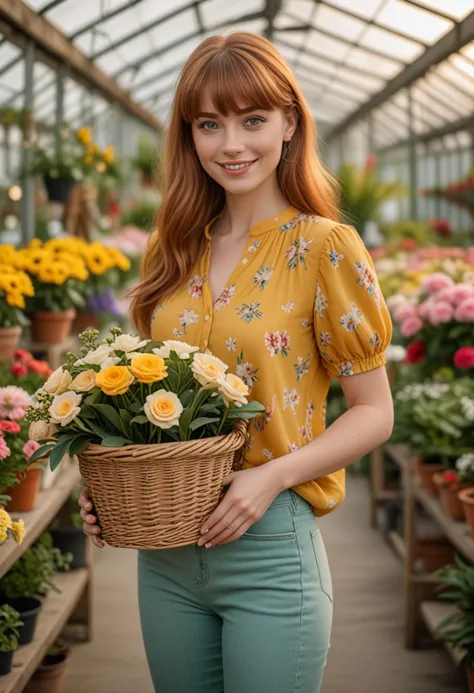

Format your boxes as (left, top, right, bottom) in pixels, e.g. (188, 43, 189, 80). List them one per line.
(28, 419, 57, 441)
(144, 390, 183, 429)
(69, 369, 97, 392)
(44, 367, 73, 395)
(111, 334, 150, 354)
(191, 353, 228, 388)
(74, 344, 112, 367)
(153, 340, 200, 360)
(100, 356, 121, 370)
(217, 374, 249, 407)
(49, 392, 82, 427)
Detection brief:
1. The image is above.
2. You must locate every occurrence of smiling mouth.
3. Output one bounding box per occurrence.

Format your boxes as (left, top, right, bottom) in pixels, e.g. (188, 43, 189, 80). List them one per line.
(218, 160, 257, 172)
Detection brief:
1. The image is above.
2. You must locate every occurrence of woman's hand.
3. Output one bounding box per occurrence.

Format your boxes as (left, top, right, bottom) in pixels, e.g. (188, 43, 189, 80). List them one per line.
(198, 466, 284, 548)
(78, 487, 105, 549)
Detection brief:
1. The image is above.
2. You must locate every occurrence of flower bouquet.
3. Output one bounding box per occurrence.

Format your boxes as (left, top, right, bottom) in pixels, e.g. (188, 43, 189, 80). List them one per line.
(27, 328, 265, 549)
(433, 455, 474, 521)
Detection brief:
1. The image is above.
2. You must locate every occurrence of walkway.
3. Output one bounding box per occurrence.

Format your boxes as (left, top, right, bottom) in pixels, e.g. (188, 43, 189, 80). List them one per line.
(65, 475, 466, 693)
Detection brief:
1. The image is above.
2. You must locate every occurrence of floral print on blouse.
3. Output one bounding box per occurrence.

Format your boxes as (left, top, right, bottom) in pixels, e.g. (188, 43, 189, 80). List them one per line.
(150, 206, 392, 517)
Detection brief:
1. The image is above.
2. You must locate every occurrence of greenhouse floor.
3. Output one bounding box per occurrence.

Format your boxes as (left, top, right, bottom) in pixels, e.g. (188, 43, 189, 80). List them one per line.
(64, 475, 465, 693)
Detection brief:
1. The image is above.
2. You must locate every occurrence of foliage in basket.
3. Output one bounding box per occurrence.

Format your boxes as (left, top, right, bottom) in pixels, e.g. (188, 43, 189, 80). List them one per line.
(433, 555, 474, 670)
(0, 384, 46, 508)
(27, 328, 265, 470)
(0, 350, 52, 392)
(0, 605, 23, 652)
(0, 245, 34, 328)
(0, 533, 72, 601)
(391, 379, 474, 464)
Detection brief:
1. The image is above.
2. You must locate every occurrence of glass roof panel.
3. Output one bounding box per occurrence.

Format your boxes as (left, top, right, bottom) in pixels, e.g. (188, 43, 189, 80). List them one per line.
(309, 5, 367, 42)
(376, 0, 453, 44)
(324, 0, 385, 20)
(305, 31, 351, 61)
(283, 0, 314, 23)
(413, 0, 473, 21)
(200, 0, 264, 27)
(344, 47, 400, 77)
(360, 26, 423, 62)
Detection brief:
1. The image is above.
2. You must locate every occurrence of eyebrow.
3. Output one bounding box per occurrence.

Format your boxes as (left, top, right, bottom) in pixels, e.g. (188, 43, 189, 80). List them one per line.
(195, 106, 266, 119)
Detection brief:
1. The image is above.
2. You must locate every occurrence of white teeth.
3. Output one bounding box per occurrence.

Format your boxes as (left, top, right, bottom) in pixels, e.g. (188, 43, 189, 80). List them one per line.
(223, 162, 252, 170)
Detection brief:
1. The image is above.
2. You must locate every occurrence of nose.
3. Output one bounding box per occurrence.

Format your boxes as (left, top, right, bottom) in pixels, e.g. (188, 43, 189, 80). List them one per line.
(222, 126, 245, 157)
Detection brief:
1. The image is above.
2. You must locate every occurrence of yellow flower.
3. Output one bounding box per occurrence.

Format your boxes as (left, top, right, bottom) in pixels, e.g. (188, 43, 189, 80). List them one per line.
(0, 508, 12, 532)
(84, 244, 112, 275)
(145, 390, 183, 429)
(11, 520, 25, 545)
(77, 127, 92, 145)
(217, 373, 249, 407)
(191, 353, 228, 388)
(106, 247, 130, 272)
(84, 155, 93, 165)
(129, 354, 167, 384)
(6, 292, 25, 309)
(0, 528, 7, 545)
(49, 391, 82, 427)
(102, 145, 115, 163)
(96, 366, 134, 396)
(69, 369, 97, 392)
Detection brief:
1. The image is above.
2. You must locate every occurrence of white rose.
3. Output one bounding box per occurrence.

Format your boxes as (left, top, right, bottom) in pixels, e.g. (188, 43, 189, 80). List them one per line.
(111, 334, 150, 354)
(69, 369, 97, 392)
(49, 392, 82, 427)
(191, 353, 228, 388)
(99, 356, 121, 370)
(144, 390, 183, 429)
(74, 344, 112, 366)
(28, 420, 57, 441)
(217, 373, 249, 407)
(44, 367, 73, 395)
(153, 340, 200, 360)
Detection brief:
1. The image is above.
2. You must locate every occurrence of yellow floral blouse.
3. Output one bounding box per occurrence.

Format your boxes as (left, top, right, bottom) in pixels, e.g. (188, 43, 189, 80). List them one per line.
(150, 206, 392, 516)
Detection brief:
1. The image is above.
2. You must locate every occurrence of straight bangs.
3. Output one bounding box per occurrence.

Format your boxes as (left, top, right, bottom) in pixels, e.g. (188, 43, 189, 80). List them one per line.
(179, 50, 292, 122)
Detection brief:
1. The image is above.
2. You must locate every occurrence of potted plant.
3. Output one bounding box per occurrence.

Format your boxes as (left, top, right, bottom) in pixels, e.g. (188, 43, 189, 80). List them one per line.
(0, 532, 72, 645)
(27, 327, 265, 550)
(434, 556, 474, 691)
(132, 135, 162, 189)
(49, 487, 87, 570)
(459, 487, 474, 538)
(120, 199, 157, 231)
(0, 350, 52, 391)
(391, 379, 474, 495)
(0, 604, 23, 676)
(25, 640, 70, 693)
(434, 454, 474, 521)
(0, 246, 34, 361)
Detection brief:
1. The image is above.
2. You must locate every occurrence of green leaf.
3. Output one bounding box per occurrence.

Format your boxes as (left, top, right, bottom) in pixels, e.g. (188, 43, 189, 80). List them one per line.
(29, 443, 55, 463)
(189, 416, 221, 432)
(90, 404, 125, 434)
(128, 400, 142, 413)
(179, 389, 194, 408)
(101, 436, 134, 447)
(50, 436, 78, 470)
(84, 389, 102, 405)
(130, 415, 149, 425)
(68, 435, 90, 457)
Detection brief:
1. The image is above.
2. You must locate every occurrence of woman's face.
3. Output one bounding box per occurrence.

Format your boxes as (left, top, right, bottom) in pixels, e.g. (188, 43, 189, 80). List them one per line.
(191, 88, 297, 196)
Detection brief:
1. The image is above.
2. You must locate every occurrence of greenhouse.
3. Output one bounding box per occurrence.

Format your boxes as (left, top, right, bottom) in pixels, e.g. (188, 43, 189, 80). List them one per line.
(0, 1, 473, 692)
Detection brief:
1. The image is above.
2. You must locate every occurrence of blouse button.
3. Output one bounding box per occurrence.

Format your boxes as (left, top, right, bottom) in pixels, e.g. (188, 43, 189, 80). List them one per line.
(242, 258, 248, 265)
(204, 314, 209, 321)
(203, 339, 208, 346)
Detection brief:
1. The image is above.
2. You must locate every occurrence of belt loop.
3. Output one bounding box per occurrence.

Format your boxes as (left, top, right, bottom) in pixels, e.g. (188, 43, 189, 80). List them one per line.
(289, 489, 298, 513)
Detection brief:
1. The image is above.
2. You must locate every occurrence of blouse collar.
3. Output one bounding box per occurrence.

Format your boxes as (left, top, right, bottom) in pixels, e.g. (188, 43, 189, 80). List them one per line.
(204, 205, 300, 240)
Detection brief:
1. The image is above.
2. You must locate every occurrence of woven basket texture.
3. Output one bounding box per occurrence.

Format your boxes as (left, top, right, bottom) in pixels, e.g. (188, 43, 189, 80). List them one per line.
(78, 419, 249, 549)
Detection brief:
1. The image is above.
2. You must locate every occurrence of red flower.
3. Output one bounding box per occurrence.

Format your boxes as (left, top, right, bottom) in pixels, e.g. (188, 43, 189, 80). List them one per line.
(400, 238, 417, 252)
(430, 218, 453, 237)
(28, 359, 50, 375)
(10, 363, 28, 378)
(366, 153, 376, 169)
(442, 470, 458, 483)
(406, 341, 426, 365)
(0, 420, 21, 434)
(14, 349, 32, 364)
(454, 346, 474, 370)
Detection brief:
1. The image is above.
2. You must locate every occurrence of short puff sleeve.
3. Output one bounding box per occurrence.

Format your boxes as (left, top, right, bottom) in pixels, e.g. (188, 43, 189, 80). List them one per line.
(314, 224, 392, 378)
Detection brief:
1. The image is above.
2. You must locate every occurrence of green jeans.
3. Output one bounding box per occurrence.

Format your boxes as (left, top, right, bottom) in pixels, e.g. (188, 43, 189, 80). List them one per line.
(138, 489, 333, 693)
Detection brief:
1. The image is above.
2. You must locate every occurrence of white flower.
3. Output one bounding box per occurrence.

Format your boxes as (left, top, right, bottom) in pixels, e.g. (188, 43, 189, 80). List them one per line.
(100, 356, 121, 370)
(385, 345, 407, 363)
(28, 420, 57, 441)
(144, 390, 183, 429)
(191, 353, 228, 388)
(44, 367, 73, 396)
(74, 344, 112, 366)
(69, 369, 96, 392)
(49, 391, 82, 427)
(111, 334, 150, 354)
(216, 374, 249, 408)
(456, 453, 474, 473)
(461, 396, 474, 422)
(152, 340, 199, 360)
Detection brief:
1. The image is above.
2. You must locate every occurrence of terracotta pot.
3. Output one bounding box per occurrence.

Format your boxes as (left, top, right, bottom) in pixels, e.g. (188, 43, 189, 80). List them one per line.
(416, 537, 455, 573)
(31, 309, 75, 344)
(459, 487, 474, 538)
(412, 457, 443, 496)
(24, 643, 69, 693)
(434, 475, 472, 521)
(71, 310, 99, 335)
(467, 667, 474, 693)
(6, 468, 42, 512)
(0, 325, 22, 362)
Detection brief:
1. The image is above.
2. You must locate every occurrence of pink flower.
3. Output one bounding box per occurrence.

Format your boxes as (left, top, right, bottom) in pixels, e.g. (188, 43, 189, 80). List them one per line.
(0, 436, 11, 460)
(0, 386, 32, 421)
(429, 301, 454, 325)
(23, 439, 40, 461)
(417, 299, 435, 320)
(400, 316, 423, 338)
(455, 297, 474, 322)
(421, 273, 455, 294)
(394, 303, 418, 322)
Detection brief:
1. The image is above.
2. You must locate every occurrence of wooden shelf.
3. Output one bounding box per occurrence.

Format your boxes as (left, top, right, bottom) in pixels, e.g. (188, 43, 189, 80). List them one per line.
(420, 601, 465, 667)
(413, 480, 474, 564)
(0, 462, 82, 580)
(384, 444, 411, 471)
(388, 530, 406, 561)
(0, 569, 88, 693)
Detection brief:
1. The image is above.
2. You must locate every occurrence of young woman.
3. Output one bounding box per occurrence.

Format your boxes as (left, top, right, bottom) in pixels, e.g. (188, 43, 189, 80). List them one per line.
(79, 31, 393, 693)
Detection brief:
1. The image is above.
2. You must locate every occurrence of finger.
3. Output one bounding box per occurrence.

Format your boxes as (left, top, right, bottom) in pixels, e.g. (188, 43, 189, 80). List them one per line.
(83, 522, 101, 536)
(79, 487, 93, 512)
(211, 517, 248, 546)
(200, 499, 233, 537)
(199, 507, 241, 546)
(218, 519, 254, 545)
(92, 535, 105, 549)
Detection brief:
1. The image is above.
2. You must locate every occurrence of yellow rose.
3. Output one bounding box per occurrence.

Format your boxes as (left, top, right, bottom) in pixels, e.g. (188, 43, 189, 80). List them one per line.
(217, 374, 249, 407)
(0, 508, 12, 532)
(49, 391, 82, 427)
(96, 366, 134, 396)
(44, 367, 73, 396)
(191, 353, 228, 388)
(0, 529, 7, 545)
(11, 520, 25, 545)
(69, 369, 97, 392)
(129, 354, 167, 384)
(144, 390, 183, 429)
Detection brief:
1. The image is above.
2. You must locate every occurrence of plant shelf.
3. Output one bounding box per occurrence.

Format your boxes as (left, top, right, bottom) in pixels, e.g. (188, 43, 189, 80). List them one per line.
(420, 602, 465, 667)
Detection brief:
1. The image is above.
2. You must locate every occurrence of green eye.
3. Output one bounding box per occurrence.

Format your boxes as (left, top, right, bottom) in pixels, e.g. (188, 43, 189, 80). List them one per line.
(200, 122, 218, 130)
(246, 117, 264, 126)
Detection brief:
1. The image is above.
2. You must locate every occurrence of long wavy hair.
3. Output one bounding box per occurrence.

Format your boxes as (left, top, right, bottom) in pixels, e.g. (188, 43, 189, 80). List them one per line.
(131, 31, 340, 337)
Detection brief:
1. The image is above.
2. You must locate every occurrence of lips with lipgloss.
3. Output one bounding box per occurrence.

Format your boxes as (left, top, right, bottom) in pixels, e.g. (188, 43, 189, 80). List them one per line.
(217, 160, 258, 176)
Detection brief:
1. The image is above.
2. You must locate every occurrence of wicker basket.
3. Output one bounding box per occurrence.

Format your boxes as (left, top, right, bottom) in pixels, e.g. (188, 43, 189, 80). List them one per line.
(77, 419, 249, 550)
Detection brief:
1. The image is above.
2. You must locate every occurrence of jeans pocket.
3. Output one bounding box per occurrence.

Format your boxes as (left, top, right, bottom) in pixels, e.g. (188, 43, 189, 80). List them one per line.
(310, 528, 333, 602)
(241, 531, 296, 541)
(242, 504, 296, 540)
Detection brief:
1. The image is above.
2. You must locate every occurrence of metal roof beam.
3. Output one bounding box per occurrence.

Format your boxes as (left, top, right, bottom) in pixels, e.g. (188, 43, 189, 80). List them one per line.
(376, 113, 474, 153)
(327, 10, 474, 140)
